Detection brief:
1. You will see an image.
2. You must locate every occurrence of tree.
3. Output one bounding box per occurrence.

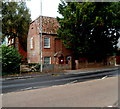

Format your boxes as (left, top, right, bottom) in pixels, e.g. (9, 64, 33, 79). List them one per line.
(2, 2, 31, 51)
(57, 2, 120, 62)
(2, 45, 22, 75)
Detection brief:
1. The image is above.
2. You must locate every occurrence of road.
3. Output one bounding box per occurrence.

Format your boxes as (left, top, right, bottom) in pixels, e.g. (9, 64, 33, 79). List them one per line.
(2, 67, 119, 93)
(2, 75, 118, 107)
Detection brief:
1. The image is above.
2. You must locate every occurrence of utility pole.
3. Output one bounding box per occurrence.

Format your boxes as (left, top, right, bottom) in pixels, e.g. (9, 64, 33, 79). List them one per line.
(40, 0, 42, 72)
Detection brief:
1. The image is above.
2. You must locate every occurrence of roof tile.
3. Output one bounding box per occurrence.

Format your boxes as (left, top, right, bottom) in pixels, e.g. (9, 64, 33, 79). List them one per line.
(35, 16, 60, 34)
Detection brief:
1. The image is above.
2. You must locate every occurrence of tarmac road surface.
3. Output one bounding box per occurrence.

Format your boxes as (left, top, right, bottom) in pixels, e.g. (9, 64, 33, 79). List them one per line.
(2, 67, 119, 93)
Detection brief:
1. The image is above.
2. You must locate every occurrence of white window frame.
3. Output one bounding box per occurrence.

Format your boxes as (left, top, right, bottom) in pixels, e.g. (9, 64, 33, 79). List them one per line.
(5, 37, 8, 45)
(11, 38, 14, 44)
(44, 37, 50, 48)
(30, 37, 34, 49)
(8, 40, 10, 45)
(44, 56, 51, 64)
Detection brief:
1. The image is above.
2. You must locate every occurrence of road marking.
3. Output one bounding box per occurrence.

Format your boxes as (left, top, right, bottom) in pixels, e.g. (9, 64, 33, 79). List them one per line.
(101, 76, 107, 80)
(21, 87, 33, 91)
(66, 80, 78, 85)
(33, 87, 37, 89)
(107, 106, 113, 107)
(21, 86, 47, 91)
(51, 85, 66, 88)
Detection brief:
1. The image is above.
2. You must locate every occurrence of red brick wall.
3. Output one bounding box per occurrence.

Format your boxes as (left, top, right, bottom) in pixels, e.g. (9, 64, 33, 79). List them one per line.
(116, 56, 120, 64)
(27, 21, 40, 63)
(54, 38, 62, 52)
(18, 42, 27, 61)
(27, 17, 72, 64)
(42, 35, 55, 64)
(8, 37, 27, 61)
(43, 36, 72, 64)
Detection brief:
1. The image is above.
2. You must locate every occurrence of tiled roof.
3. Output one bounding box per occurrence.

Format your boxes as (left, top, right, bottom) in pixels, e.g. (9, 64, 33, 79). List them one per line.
(34, 16, 60, 34)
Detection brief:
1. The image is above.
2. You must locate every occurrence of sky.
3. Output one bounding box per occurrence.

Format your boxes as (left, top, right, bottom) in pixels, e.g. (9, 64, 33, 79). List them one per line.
(26, 0, 62, 21)
(118, 38, 120, 48)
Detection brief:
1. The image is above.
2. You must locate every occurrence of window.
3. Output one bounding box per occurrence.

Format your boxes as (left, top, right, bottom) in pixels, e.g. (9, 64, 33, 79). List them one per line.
(8, 40, 10, 45)
(5, 37, 8, 45)
(44, 37, 50, 48)
(11, 38, 14, 44)
(44, 57, 51, 64)
(66, 56, 71, 61)
(30, 37, 34, 49)
(66, 56, 71, 64)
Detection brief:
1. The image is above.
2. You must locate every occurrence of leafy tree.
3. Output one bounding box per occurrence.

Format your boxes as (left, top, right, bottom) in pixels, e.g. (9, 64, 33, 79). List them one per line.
(57, 2, 120, 62)
(2, 2, 31, 51)
(2, 45, 22, 76)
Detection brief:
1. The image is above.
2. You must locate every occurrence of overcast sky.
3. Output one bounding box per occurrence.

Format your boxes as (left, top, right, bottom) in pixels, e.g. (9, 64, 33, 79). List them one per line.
(26, 0, 62, 21)
(118, 39, 120, 47)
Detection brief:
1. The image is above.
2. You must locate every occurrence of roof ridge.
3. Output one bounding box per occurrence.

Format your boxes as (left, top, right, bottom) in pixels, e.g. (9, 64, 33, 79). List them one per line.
(31, 16, 57, 23)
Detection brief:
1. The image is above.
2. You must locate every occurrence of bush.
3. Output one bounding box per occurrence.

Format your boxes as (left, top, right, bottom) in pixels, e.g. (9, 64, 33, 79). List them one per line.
(2, 45, 22, 76)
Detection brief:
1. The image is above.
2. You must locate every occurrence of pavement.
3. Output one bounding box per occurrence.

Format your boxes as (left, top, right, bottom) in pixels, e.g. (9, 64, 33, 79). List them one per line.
(1, 65, 119, 81)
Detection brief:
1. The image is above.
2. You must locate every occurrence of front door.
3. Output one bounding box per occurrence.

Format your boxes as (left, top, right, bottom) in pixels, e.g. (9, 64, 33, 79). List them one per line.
(59, 56, 64, 64)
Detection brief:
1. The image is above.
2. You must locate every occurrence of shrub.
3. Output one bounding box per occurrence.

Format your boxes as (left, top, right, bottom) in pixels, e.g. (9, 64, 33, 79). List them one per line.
(2, 45, 22, 76)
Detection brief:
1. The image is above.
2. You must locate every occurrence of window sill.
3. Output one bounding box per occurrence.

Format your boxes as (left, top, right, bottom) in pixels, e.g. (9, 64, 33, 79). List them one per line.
(44, 47, 50, 49)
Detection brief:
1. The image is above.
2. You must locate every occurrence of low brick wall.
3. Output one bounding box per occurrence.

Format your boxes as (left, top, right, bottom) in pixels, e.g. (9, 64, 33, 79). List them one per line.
(75, 56, 116, 69)
(54, 64, 71, 72)
(78, 62, 104, 69)
(20, 64, 71, 73)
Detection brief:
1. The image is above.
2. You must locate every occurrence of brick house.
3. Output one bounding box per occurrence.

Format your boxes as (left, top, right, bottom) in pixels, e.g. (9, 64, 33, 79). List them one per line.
(27, 16, 72, 64)
(5, 36, 27, 61)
